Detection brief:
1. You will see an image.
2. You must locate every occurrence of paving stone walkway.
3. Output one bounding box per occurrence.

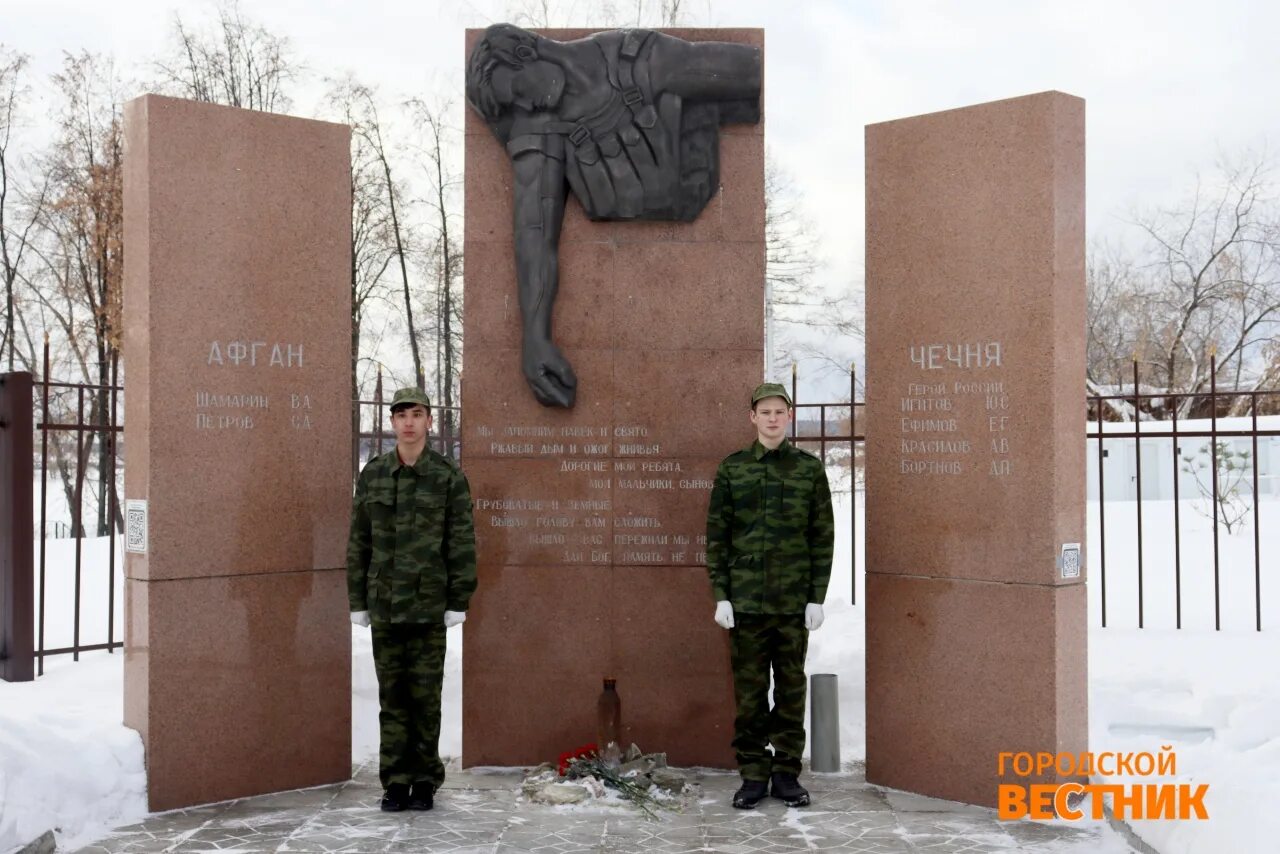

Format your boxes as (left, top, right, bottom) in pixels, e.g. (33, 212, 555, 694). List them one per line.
(75, 761, 1140, 853)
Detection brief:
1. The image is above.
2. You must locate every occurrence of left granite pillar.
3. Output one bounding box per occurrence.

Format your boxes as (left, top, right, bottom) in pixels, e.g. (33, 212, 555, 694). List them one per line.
(122, 95, 352, 811)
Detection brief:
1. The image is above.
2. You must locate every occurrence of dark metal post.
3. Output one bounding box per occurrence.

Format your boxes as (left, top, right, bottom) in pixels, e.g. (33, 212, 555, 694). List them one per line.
(374, 367, 384, 458)
(790, 362, 798, 440)
(107, 353, 119, 651)
(1172, 401, 1182, 629)
(1210, 354, 1220, 631)
(351, 377, 361, 481)
(1252, 391, 1261, 632)
(1133, 360, 1144, 628)
(73, 385, 84, 660)
(819, 403, 826, 459)
(850, 362, 857, 607)
(38, 339, 49, 674)
(1, 372, 35, 681)
(1097, 390, 1107, 628)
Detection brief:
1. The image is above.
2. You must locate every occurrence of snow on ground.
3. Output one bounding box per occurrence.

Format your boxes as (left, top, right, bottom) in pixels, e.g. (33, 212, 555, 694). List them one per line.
(0, 651, 145, 853)
(0, 531, 134, 853)
(1090, 627, 1279, 854)
(4, 489, 1279, 853)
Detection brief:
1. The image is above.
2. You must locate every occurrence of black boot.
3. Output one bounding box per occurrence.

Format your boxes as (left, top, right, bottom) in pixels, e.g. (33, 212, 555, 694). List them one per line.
(380, 782, 410, 812)
(408, 781, 435, 811)
(732, 778, 770, 809)
(770, 772, 810, 807)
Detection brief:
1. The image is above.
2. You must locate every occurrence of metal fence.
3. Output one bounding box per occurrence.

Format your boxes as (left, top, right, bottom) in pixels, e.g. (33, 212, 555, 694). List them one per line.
(40, 347, 121, 671)
(4, 359, 1279, 682)
(1088, 359, 1280, 632)
(786, 366, 864, 606)
(0, 344, 124, 678)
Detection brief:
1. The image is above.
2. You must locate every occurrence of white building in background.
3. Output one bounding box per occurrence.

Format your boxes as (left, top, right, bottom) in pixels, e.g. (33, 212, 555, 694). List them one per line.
(1086, 415, 1280, 501)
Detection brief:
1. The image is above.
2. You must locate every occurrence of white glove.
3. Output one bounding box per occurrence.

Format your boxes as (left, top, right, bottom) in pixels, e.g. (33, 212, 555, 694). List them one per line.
(714, 600, 735, 629)
(443, 610, 467, 628)
(805, 603, 824, 631)
(350, 610, 371, 628)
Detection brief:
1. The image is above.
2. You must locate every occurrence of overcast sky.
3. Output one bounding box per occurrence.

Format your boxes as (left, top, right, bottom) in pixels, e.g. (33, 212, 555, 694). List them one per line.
(7, 0, 1279, 399)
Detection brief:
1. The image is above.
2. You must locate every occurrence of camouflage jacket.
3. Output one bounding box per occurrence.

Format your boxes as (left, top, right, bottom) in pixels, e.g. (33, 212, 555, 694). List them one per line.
(705, 439, 835, 615)
(346, 447, 477, 624)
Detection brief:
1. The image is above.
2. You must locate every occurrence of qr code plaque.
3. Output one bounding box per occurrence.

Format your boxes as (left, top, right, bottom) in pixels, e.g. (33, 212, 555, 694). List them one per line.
(1060, 543, 1081, 579)
(125, 500, 148, 553)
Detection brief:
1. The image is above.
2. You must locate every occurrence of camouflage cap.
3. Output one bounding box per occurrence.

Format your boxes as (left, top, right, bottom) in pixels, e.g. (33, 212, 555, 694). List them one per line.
(751, 382, 792, 407)
(390, 387, 432, 411)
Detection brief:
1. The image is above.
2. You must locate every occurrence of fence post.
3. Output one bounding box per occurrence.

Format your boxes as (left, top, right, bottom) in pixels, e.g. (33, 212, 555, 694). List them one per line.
(1, 372, 35, 682)
(851, 361, 857, 607)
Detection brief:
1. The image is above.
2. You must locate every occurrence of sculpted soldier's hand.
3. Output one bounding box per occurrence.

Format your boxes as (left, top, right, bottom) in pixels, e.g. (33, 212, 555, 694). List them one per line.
(714, 600, 735, 629)
(804, 603, 824, 632)
(443, 610, 467, 628)
(522, 334, 577, 408)
(350, 610, 371, 628)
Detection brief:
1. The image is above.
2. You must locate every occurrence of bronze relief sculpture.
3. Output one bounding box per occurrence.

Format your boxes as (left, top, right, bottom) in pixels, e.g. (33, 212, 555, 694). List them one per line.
(467, 25, 762, 407)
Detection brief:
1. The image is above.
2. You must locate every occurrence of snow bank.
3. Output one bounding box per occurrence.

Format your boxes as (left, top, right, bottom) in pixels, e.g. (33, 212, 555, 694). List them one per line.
(0, 654, 145, 853)
(1090, 627, 1279, 854)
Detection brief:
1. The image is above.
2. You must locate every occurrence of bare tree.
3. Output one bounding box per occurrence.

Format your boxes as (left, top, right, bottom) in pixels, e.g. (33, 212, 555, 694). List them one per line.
(323, 83, 424, 391)
(1082, 154, 1280, 419)
(0, 46, 46, 372)
(365, 96, 424, 391)
(1111, 153, 1280, 417)
(608, 0, 690, 25)
(1084, 240, 1147, 419)
(407, 97, 463, 448)
(508, 0, 699, 27)
(325, 77, 400, 472)
(765, 154, 819, 322)
(764, 152, 861, 381)
(152, 0, 296, 112)
(29, 51, 127, 535)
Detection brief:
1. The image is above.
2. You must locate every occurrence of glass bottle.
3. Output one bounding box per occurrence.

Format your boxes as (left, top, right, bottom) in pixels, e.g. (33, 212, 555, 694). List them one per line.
(596, 677, 622, 769)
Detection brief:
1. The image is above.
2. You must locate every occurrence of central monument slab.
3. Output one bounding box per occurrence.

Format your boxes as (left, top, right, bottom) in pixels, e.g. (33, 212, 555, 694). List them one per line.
(461, 28, 764, 767)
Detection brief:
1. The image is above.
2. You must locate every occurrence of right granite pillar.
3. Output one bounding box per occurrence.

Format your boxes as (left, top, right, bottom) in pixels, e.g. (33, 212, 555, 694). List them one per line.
(865, 91, 1087, 807)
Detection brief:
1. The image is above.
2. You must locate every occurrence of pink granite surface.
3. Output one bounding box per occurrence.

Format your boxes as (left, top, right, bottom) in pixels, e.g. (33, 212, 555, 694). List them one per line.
(461, 28, 764, 769)
(125, 571, 350, 812)
(123, 95, 351, 582)
(122, 95, 352, 810)
(865, 92, 1087, 806)
(865, 574, 1087, 806)
(865, 91, 1085, 587)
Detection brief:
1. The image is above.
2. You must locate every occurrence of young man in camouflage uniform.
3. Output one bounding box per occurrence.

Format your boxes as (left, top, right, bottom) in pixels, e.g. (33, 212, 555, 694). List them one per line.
(347, 387, 477, 812)
(705, 382, 835, 809)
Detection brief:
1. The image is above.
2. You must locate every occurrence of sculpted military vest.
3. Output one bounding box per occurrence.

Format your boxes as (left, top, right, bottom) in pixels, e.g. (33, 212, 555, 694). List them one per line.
(505, 29, 721, 222)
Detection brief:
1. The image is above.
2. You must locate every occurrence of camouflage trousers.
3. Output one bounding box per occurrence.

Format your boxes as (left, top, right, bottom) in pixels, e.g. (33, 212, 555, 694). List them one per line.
(729, 613, 808, 781)
(371, 622, 448, 789)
